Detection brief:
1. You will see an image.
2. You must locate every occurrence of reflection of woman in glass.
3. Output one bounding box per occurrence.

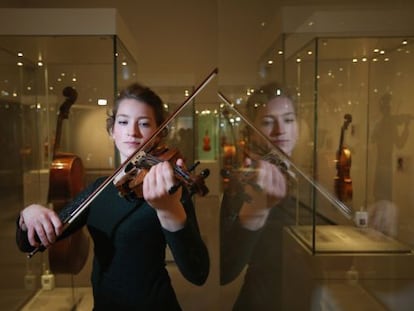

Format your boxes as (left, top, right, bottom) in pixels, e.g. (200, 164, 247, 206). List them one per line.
(220, 83, 331, 310)
(370, 93, 412, 236)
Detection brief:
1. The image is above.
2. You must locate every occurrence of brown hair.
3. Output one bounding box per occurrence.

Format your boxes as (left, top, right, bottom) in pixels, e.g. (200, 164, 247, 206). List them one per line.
(106, 83, 165, 134)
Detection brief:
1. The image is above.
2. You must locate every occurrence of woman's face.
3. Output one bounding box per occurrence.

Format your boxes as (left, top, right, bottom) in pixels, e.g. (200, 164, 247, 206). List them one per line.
(111, 98, 158, 162)
(255, 96, 298, 156)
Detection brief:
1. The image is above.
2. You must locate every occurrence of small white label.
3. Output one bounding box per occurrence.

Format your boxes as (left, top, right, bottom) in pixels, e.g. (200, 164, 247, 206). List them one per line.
(355, 211, 368, 227)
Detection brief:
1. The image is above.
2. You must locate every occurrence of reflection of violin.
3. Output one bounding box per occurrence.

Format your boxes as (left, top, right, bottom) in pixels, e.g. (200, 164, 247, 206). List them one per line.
(334, 114, 353, 202)
(220, 147, 292, 202)
(47, 86, 90, 274)
(115, 145, 210, 200)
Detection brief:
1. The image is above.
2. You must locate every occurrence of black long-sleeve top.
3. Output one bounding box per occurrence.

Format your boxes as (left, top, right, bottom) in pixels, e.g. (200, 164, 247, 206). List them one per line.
(17, 177, 210, 310)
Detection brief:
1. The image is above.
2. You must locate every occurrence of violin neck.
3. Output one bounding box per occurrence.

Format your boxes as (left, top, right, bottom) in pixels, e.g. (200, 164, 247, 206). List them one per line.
(338, 128, 345, 153)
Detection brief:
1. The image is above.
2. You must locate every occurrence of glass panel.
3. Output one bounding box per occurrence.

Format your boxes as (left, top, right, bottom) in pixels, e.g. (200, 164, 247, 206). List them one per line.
(218, 35, 414, 310)
(115, 37, 138, 97)
(0, 43, 42, 310)
(0, 34, 123, 310)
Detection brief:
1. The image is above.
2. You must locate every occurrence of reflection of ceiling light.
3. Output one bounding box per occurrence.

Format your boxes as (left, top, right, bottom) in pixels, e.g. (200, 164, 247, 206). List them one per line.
(98, 99, 107, 106)
(184, 90, 189, 97)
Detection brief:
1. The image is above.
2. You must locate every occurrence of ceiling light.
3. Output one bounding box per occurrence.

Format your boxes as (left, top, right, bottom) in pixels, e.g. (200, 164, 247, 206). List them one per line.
(97, 99, 107, 106)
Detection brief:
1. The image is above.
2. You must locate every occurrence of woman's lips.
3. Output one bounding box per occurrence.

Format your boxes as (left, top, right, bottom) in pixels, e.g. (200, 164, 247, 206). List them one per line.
(125, 141, 140, 148)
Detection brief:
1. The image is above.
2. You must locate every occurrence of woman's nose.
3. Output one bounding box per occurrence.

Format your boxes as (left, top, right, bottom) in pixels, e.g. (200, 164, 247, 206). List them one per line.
(270, 121, 283, 136)
(128, 124, 142, 137)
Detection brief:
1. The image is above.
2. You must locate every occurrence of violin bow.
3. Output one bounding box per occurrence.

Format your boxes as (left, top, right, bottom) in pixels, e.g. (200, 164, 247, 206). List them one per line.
(217, 91, 353, 220)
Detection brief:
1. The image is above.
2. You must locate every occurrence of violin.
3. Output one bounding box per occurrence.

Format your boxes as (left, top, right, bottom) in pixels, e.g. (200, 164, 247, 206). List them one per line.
(203, 130, 211, 152)
(115, 144, 210, 201)
(220, 141, 293, 202)
(334, 114, 353, 202)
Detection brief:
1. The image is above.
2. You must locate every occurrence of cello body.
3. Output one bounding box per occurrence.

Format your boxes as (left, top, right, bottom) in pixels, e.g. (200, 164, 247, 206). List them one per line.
(47, 87, 90, 275)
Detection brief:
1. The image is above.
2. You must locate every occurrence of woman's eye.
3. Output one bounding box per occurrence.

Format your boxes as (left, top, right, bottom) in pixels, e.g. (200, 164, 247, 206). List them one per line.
(138, 121, 151, 128)
(117, 120, 128, 125)
(284, 118, 296, 123)
(261, 119, 274, 127)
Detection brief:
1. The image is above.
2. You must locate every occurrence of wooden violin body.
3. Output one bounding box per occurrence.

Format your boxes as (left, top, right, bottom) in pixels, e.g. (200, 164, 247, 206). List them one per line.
(47, 87, 90, 275)
(334, 114, 353, 202)
(115, 145, 210, 201)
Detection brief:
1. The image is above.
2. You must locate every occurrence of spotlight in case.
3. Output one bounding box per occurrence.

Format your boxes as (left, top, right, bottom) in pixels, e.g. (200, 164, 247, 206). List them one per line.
(98, 99, 107, 106)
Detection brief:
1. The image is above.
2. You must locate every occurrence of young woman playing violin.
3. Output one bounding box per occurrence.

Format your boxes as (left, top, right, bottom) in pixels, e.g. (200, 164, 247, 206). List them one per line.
(16, 83, 209, 310)
(220, 83, 331, 310)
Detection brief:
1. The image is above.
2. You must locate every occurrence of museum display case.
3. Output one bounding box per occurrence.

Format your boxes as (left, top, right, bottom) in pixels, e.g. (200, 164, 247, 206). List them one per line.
(0, 33, 137, 311)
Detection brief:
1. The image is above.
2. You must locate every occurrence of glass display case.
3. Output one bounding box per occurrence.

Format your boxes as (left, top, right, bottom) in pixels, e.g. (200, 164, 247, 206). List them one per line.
(218, 35, 414, 310)
(0, 34, 137, 310)
(283, 36, 414, 251)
